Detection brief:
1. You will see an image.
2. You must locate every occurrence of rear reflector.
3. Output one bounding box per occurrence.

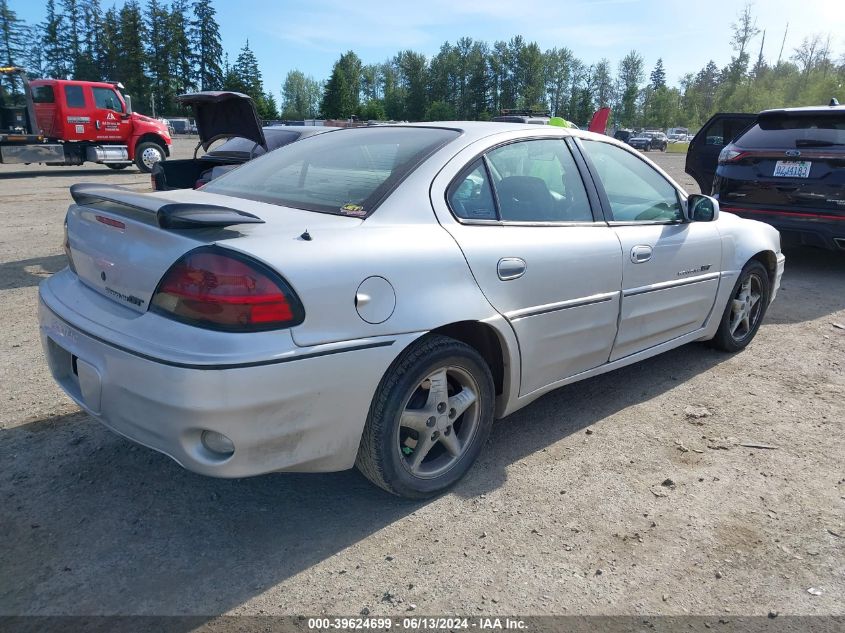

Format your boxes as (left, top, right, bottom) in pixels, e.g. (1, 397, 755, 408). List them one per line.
(150, 246, 304, 332)
(95, 215, 126, 230)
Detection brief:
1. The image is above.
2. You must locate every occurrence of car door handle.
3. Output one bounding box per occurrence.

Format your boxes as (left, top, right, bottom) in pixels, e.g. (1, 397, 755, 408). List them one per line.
(630, 245, 653, 263)
(498, 257, 526, 281)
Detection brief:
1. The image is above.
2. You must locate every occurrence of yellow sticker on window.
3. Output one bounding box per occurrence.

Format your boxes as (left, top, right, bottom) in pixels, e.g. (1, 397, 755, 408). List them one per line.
(340, 203, 366, 217)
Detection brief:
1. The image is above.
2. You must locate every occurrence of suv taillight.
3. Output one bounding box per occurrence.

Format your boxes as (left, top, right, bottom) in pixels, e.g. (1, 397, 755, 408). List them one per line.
(150, 247, 304, 332)
(718, 146, 746, 163)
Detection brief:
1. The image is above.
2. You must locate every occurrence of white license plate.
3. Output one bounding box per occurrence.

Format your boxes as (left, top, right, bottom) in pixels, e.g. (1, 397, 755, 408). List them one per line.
(773, 160, 811, 178)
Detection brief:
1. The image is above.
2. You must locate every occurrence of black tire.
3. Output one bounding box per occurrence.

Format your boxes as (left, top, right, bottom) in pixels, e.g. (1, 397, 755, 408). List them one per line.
(709, 260, 770, 352)
(105, 163, 129, 170)
(661, 143, 667, 152)
(134, 142, 165, 173)
(356, 334, 495, 499)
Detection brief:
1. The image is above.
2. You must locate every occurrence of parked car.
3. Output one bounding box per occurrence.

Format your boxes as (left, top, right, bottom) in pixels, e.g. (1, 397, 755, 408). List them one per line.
(613, 129, 636, 143)
(629, 131, 668, 151)
(152, 91, 335, 190)
(709, 102, 845, 251)
(166, 117, 193, 135)
(685, 112, 757, 193)
(40, 123, 784, 498)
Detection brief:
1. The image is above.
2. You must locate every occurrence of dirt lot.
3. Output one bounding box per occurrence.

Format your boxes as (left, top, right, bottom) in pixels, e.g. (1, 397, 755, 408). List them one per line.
(0, 140, 843, 617)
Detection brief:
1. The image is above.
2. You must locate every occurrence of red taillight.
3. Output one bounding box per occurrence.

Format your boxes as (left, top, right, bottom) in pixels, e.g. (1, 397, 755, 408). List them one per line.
(150, 247, 304, 331)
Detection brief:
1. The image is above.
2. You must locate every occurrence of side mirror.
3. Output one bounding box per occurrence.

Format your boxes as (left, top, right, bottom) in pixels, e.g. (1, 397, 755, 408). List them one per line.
(123, 95, 133, 115)
(686, 194, 720, 222)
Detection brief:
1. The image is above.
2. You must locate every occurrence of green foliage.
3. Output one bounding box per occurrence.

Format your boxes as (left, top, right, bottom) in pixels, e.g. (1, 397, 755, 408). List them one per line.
(191, 0, 223, 90)
(8, 1, 845, 128)
(358, 99, 386, 121)
(320, 51, 362, 119)
(425, 100, 455, 121)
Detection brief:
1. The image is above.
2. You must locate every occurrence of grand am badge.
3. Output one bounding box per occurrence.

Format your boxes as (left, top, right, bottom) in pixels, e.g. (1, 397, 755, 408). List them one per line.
(677, 264, 712, 277)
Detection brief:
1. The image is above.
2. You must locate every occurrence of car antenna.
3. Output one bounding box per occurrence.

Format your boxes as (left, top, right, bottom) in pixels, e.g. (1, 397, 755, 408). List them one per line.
(300, 229, 312, 241)
(830, 98, 840, 106)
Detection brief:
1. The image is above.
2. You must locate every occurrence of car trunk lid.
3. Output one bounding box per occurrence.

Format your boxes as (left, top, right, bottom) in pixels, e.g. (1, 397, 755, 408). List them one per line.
(177, 91, 267, 152)
(65, 184, 357, 314)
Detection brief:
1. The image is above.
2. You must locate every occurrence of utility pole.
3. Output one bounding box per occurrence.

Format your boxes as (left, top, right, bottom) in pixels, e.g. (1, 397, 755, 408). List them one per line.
(777, 23, 789, 66)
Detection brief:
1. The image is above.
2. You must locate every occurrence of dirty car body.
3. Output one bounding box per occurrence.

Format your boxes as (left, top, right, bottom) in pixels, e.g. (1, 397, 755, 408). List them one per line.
(39, 123, 785, 497)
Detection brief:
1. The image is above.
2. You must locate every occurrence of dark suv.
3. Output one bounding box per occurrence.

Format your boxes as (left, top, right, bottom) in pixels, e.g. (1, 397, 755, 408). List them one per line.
(709, 103, 845, 251)
(628, 131, 668, 151)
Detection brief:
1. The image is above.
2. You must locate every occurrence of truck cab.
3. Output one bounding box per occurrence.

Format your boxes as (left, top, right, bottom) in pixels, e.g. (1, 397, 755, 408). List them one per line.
(1, 70, 171, 172)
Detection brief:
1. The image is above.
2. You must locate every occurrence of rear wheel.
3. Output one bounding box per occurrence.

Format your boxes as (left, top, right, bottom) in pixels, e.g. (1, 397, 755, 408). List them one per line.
(356, 335, 495, 498)
(709, 260, 770, 352)
(134, 142, 165, 173)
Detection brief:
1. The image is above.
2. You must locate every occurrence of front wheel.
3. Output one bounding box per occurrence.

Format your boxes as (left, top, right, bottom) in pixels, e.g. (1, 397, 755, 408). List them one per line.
(134, 142, 165, 173)
(709, 260, 770, 352)
(356, 335, 495, 498)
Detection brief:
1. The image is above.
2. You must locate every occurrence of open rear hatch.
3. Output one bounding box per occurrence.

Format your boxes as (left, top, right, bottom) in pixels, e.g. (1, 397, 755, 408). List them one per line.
(177, 91, 267, 153)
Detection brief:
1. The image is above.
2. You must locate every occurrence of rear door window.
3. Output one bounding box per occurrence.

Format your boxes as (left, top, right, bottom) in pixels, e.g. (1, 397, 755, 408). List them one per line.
(485, 139, 592, 222)
(64, 85, 86, 109)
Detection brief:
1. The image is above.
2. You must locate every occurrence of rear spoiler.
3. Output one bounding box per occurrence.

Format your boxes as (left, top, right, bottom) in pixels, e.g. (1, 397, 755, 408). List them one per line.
(69, 183, 264, 229)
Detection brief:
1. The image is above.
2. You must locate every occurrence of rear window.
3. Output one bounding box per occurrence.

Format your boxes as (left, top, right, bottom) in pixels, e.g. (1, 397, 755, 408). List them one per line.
(32, 86, 55, 103)
(203, 127, 459, 217)
(737, 114, 845, 148)
(64, 85, 86, 108)
(209, 129, 301, 158)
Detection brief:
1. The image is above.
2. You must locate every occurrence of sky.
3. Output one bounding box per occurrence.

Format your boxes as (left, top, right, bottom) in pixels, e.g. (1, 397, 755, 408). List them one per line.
(10, 0, 845, 97)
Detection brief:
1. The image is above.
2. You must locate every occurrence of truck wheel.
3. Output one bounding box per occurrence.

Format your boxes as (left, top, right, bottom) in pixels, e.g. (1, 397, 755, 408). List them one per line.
(134, 142, 165, 173)
(105, 164, 130, 170)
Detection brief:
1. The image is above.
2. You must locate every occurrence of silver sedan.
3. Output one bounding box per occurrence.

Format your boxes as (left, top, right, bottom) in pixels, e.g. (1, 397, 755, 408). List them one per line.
(39, 123, 785, 498)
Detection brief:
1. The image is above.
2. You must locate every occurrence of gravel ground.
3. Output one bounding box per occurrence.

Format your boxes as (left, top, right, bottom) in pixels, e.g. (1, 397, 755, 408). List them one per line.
(0, 140, 843, 617)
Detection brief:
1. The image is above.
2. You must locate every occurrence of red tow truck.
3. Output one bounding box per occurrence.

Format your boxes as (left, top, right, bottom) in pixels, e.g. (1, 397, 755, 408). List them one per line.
(0, 67, 171, 172)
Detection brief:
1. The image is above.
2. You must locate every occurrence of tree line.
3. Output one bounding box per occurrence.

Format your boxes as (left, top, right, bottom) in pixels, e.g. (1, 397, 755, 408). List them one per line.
(0, 0, 277, 118)
(1, 1, 843, 129)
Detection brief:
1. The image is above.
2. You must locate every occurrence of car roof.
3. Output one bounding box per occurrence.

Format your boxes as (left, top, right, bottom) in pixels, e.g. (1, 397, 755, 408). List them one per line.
(758, 104, 845, 116)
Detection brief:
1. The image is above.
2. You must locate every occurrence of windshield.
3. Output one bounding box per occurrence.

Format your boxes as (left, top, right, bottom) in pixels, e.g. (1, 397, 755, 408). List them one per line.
(203, 126, 459, 217)
(737, 114, 845, 148)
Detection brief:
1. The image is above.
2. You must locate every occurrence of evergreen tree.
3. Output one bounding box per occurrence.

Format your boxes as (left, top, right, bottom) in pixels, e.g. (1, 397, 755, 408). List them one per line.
(617, 50, 644, 126)
(74, 0, 102, 81)
(191, 0, 222, 90)
(650, 58, 666, 89)
(96, 6, 121, 84)
(0, 0, 25, 96)
(261, 91, 278, 119)
(146, 0, 173, 115)
(59, 0, 81, 76)
(116, 0, 148, 113)
(41, 0, 68, 78)
(169, 0, 195, 101)
(320, 51, 362, 119)
(397, 50, 427, 121)
(231, 40, 263, 101)
(320, 63, 350, 119)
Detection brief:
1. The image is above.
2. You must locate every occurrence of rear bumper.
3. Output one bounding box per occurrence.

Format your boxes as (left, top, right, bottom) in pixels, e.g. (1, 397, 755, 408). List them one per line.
(720, 205, 845, 251)
(38, 284, 416, 477)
